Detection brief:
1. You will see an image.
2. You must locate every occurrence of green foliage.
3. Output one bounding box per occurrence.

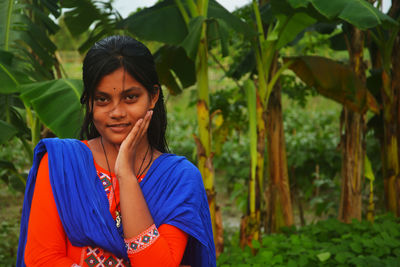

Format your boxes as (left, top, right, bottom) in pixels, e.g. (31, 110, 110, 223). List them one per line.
(284, 104, 341, 217)
(166, 104, 197, 161)
(0, 178, 24, 265)
(121, 0, 188, 45)
(218, 214, 400, 266)
(286, 55, 379, 114)
(0, 0, 61, 80)
(20, 79, 83, 139)
(154, 45, 196, 95)
(275, 0, 397, 30)
(0, 138, 30, 192)
(0, 120, 18, 144)
(51, 16, 90, 51)
(62, 0, 122, 54)
(281, 74, 317, 107)
(0, 219, 20, 265)
(209, 87, 247, 154)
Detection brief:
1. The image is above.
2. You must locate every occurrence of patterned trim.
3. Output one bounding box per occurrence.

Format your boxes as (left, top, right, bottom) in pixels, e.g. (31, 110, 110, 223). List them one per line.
(125, 224, 160, 254)
(83, 247, 127, 267)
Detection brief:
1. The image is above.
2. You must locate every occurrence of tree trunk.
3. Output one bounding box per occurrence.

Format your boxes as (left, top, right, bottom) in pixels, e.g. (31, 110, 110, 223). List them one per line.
(338, 27, 366, 222)
(394, 25, 400, 218)
(381, 0, 400, 216)
(240, 0, 269, 246)
(338, 109, 364, 222)
(391, 1, 400, 217)
(256, 90, 267, 219)
(265, 79, 293, 233)
(192, 0, 223, 254)
(240, 81, 263, 249)
(381, 71, 400, 216)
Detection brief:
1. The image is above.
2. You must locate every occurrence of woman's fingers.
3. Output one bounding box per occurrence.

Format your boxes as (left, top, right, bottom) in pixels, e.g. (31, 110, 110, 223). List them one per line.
(122, 110, 153, 150)
(114, 111, 153, 177)
(137, 110, 153, 141)
(121, 118, 143, 150)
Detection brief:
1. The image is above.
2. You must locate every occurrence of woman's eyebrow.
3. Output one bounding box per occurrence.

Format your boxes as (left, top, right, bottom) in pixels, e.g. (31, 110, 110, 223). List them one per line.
(94, 91, 110, 96)
(95, 86, 142, 95)
(122, 87, 142, 93)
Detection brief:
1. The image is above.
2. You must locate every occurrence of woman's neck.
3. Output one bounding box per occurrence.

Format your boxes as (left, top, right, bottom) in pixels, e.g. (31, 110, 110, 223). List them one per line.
(89, 136, 152, 175)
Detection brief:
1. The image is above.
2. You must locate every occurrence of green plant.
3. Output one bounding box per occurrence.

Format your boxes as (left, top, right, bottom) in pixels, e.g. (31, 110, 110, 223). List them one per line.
(218, 214, 400, 266)
(0, 219, 20, 266)
(285, 105, 341, 219)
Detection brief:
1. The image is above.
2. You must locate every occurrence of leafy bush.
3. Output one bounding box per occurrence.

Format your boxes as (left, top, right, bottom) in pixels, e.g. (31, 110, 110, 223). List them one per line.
(284, 105, 341, 217)
(0, 218, 20, 265)
(0, 138, 30, 193)
(166, 106, 197, 162)
(218, 214, 400, 266)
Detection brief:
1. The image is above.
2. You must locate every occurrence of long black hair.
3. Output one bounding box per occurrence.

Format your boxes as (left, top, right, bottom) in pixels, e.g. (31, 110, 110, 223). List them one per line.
(80, 35, 168, 153)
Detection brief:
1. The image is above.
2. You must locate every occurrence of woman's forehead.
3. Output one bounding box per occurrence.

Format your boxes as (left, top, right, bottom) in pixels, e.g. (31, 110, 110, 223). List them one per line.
(96, 68, 144, 91)
(95, 86, 144, 95)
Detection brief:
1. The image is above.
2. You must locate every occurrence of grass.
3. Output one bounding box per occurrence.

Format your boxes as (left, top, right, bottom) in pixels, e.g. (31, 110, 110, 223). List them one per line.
(0, 183, 23, 224)
(0, 182, 23, 265)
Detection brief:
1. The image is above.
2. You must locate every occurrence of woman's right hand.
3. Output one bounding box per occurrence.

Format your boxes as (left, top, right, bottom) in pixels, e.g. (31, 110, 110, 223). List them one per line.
(114, 110, 153, 179)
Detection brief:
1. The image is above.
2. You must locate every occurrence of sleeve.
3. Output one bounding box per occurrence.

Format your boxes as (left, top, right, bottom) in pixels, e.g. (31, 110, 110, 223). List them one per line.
(24, 153, 77, 267)
(125, 223, 188, 267)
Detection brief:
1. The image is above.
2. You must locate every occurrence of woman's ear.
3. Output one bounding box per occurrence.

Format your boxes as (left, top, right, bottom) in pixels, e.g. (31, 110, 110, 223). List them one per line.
(150, 85, 160, 109)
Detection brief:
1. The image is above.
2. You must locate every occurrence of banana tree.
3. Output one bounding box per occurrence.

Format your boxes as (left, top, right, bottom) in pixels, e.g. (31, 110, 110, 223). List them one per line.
(0, 0, 59, 189)
(338, 23, 370, 223)
(302, 0, 399, 220)
(232, 0, 394, 240)
(287, 55, 381, 221)
(0, 0, 87, 190)
(223, 0, 318, 244)
(366, 1, 400, 216)
(275, 0, 396, 224)
(232, 0, 323, 243)
(316, 22, 369, 223)
(0, 0, 61, 150)
(365, 155, 376, 222)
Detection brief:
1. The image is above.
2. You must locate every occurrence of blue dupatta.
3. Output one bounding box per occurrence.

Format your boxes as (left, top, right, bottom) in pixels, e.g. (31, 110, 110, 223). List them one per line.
(17, 138, 216, 267)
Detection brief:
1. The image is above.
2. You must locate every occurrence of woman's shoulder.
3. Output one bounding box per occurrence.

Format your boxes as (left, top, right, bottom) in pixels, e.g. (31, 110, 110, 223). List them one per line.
(39, 137, 83, 144)
(37, 138, 86, 150)
(157, 153, 199, 172)
(37, 138, 90, 152)
(35, 138, 93, 167)
(151, 153, 203, 187)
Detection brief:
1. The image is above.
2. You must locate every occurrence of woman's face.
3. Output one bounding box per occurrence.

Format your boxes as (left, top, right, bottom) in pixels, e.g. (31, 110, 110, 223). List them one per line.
(92, 67, 158, 145)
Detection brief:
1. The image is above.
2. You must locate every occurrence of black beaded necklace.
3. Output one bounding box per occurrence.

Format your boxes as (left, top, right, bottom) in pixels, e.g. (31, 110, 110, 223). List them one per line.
(99, 136, 153, 228)
(136, 145, 153, 179)
(100, 136, 122, 228)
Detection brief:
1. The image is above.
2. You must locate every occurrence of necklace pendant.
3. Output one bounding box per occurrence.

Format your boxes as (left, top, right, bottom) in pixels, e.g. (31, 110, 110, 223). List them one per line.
(115, 211, 121, 228)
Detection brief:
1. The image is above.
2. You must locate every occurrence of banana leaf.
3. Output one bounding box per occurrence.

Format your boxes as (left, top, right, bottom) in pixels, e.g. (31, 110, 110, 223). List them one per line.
(0, 120, 18, 144)
(154, 45, 196, 95)
(20, 79, 84, 138)
(286, 56, 379, 114)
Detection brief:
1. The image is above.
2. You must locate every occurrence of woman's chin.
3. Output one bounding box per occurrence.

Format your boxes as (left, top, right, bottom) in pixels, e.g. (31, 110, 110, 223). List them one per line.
(102, 134, 127, 146)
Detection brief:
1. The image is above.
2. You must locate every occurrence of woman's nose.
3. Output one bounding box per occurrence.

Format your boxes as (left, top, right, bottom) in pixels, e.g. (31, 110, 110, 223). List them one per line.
(109, 101, 127, 119)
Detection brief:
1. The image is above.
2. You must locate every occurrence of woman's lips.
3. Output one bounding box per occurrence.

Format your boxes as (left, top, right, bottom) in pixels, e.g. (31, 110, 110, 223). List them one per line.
(107, 123, 131, 133)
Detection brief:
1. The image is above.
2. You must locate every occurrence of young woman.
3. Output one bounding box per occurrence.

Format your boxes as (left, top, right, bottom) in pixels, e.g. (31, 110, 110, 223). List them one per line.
(17, 36, 216, 267)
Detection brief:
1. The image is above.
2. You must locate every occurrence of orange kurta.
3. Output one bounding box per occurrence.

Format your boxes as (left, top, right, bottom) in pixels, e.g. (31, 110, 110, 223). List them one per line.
(25, 152, 188, 267)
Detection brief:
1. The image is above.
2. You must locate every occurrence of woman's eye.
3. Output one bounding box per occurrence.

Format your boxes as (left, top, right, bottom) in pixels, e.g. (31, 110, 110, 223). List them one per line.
(125, 95, 138, 101)
(94, 96, 109, 104)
